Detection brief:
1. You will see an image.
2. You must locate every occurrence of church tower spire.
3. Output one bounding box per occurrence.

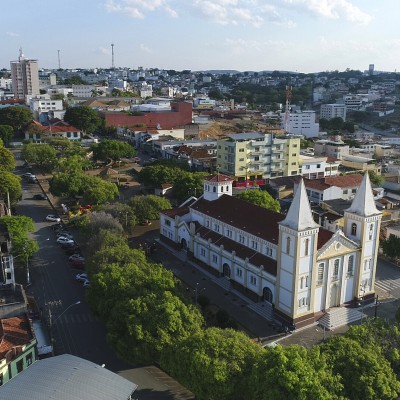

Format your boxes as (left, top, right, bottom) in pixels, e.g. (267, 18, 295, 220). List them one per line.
(281, 179, 319, 231)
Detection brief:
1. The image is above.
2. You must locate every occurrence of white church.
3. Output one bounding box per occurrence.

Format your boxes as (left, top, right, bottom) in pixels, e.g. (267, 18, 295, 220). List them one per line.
(159, 173, 381, 327)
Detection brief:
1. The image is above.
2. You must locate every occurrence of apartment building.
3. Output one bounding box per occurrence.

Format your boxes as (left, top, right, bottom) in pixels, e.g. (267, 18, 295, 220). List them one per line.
(10, 49, 40, 99)
(217, 132, 300, 186)
(314, 139, 350, 160)
(320, 104, 347, 121)
(286, 110, 319, 138)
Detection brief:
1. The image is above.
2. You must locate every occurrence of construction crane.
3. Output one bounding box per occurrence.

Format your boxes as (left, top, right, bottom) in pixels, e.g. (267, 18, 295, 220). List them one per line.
(283, 85, 292, 134)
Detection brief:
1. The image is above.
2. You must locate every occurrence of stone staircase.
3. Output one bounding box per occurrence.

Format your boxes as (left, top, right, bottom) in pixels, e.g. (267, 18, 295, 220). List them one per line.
(318, 307, 365, 330)
(247, 301, 274, 321)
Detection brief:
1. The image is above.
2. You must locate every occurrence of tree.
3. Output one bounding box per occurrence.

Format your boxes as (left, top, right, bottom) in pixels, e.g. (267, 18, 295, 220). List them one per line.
(321, 335, 400, 400)
(49, 173, 87, 198)
(64, 106, 101, 134)
(92, 140, 134, 162)
(0, 107, 32, 132)
(107, 290, 203, 364)
(83, 176, 119, 204)
(381, 234, 400, 259)
(172, 172, 206, 201)
(0, 146, 16, 172)
(21, 143, 57, 171)
(101, 202, 137, 232)
(248, 345, 342, 400)
(56, 155, 92, 174)
(0, 171, 21, 204)
(129, 195, 172, 222)
(0, 125, 14, 144)
(161, 328, 262, 400)
(368, 170, 384, 186)
(237, 190, 280, 212)
(0, 215, 39, 259)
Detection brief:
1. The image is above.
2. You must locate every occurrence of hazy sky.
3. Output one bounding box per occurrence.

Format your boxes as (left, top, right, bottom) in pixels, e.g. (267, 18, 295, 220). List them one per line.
(2, 0, 399, 73)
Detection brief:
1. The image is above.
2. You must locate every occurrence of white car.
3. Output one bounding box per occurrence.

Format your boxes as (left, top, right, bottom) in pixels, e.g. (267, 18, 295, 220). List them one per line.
(56, 237, 75, 245)
(76, 273, 88, 282)
(83, 279, 90, 288)
(46, 215, 61, 223)
(69, 254, 84, 262)
(57, 232, 74, 240)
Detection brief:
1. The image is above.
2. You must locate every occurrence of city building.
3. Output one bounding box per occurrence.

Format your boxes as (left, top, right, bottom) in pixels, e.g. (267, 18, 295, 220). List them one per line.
(10, 48, 40, 99)
(0, 354, 138, 399)
(299, 155, 340, 179)
(160, 173, 381, 328)
(285, 110, 319, 138)
(314, 138, 350, 160)
(25, 121, 81, 142)
(217, 132, 300, 186)
(320, 104, 347, 121)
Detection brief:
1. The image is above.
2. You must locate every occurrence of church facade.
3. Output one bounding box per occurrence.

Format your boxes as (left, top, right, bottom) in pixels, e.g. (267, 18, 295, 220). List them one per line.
(159, 173, 381, 327)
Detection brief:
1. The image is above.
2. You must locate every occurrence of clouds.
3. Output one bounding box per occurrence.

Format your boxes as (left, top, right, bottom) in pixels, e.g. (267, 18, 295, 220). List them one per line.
(104, 0, 371, 27)
(5, 31, 19, 37)
(283, 0, 372, 25)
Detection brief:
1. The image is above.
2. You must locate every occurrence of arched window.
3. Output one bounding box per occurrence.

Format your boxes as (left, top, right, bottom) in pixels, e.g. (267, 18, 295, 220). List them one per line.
(317, 263, 324, 285)
(351, 223, 357, 236)
(286, 237, 291, 254)
(304, 238, 309, 256)
(348, 255, 354, 276)
(213, 186, 216, 193)
(300, 277, 304, 289)
(333, 259, 339, 279)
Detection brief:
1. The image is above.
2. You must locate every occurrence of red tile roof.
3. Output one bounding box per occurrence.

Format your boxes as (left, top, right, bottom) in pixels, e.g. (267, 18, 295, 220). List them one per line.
(204, 174, 234, 183)
(0, 314, 34, 359)
(304, 174, 363, 191)
(162, 207, 189, 218)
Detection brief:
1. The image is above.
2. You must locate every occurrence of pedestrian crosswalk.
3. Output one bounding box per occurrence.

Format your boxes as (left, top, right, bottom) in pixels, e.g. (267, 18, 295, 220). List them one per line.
(55, 312, 99, 324)
(375, 278, 400, 297)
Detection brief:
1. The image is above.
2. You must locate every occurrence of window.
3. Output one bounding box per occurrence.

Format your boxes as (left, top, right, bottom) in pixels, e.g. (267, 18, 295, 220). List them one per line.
(304, 238, 309, 256)
(239, 158, 244, 161)
(212, 254, 218, 263)
(286, 237, 291, 254)
(16, 359, 23, 373)
(162, 228, 167, 236)
(251, 240, 258, 250)
(306, 165, 310, 169)
(239, 148, 244, 152)
(317, 164, 321, 168)
(369, 224, 373, 240)
(213, 187, 216, 192)
(26, 353, 33, 366)
(351, 223, 357, 236)
(333, 259, 339, 279)
(0, 373, 2, 386)
(348, 255, 354, 276)
(236, 268, 243, 278)
(305, 275, 309, 287)
(239, 235, 245, 244)
(226, 186, 229, 191)
(214, 224, 220, 232)
(250, 275, 257, 285)
(165, 219, 171, 227)
(206, 220, 210, 228)
(300, 277, 304, 289)
(200, 247, 206, 256)
(343, 189, 348, 195)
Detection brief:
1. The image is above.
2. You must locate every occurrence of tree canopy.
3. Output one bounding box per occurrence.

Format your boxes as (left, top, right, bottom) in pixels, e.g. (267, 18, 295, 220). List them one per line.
(129, 195, 171, 222)
(0, 125, 14, 144)
(64, 106, 101, 134)
(381, 234, 400, 260)
(0, 107, 32, 132)
(0, 171, 21, 204)
(237, 189, 280, 212)
(0, 145, 16, 172)
(92, 140, 135, 162)
(21, 143, 57, 171)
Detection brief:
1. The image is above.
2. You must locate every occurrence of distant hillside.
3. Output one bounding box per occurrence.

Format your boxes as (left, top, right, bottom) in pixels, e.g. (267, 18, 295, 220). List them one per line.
(197, 70, 241, 75)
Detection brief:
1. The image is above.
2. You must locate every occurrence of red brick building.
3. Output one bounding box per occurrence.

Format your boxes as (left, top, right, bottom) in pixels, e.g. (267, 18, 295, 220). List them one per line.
(104, 102, 192, 130)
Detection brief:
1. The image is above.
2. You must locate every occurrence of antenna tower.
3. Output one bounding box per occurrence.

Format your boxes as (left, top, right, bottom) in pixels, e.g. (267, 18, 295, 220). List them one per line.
(111, 43, 115, 69)
(57, 50, 61, 69)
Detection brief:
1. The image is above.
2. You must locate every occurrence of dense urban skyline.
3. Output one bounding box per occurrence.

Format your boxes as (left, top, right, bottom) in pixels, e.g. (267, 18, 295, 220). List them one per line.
(2, 0, 399, 73)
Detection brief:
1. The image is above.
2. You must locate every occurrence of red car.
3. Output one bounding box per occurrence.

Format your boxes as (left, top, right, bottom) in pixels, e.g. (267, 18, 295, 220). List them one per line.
(70, 258, 85, 269)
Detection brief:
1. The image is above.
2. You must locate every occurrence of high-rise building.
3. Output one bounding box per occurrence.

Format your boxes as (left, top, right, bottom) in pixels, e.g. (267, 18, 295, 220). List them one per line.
(320, 103, 347, 121)
(10, 48, 40, 99)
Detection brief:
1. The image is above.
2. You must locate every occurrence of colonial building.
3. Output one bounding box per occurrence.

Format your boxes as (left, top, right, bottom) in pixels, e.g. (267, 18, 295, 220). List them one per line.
(160, 173, 381, 327)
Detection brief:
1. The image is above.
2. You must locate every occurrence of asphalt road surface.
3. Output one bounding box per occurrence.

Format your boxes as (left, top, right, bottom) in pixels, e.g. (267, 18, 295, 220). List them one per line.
(13, 159, 194, 400)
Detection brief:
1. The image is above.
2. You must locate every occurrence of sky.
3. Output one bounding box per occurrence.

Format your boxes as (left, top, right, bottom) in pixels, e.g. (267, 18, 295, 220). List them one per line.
(2, 0, 400, 73)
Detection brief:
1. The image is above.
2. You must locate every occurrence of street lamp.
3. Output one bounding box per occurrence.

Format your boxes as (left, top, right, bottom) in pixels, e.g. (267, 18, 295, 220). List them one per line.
(193, 282, 205, 306)
(52, 301, 81, 325)
(360, 284, 366, 324)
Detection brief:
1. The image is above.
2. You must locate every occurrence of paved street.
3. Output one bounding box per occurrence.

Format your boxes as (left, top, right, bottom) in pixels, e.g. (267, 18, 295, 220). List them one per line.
(375, 257, 400, 299)
(13, 157, 194, 400)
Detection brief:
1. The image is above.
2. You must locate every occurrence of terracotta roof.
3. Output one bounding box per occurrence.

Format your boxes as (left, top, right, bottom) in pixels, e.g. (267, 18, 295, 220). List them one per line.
(27, 121, 80, 134)
(269, 175, 301, 189)
(204, 174, 233, 183)
(0, 314, 34, 359)
(304, 174, 363, 191)
(191, 195, 284, 244)
(196, 226, 277, 276)
(161, 207, 189, 218)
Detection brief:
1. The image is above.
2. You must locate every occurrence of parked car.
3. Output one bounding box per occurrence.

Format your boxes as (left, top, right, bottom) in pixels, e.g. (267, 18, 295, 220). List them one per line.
(64, 246, 81, 255)
(57, 237, 75, 245)
(69, 254, 84, 262)
(33, 194, 47, 200)
(75, 273, 88, 282)
(83, 279, 90, 288)
(46, 215, 61, 223)
(61, 242, 78, 250)
(71, 258, 85, 269)
(56, 232, 74, 240)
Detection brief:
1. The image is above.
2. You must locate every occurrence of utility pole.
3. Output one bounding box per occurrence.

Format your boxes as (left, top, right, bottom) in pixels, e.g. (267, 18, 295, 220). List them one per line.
(111, 43, 115, 70)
